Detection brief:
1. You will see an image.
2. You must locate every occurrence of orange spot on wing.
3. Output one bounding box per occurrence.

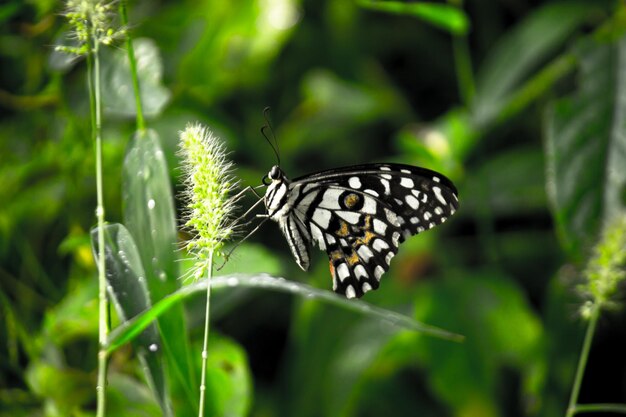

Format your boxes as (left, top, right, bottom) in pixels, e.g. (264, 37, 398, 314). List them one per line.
(344, 193, 360, 208)
(347, 251, 359, 266)
(336, 221, 350, 237)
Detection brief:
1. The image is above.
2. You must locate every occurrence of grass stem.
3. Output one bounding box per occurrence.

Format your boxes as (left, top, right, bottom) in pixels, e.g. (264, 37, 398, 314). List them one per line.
(448, 0, 474, 105)
(119, 0, 145, 132)
(572, 403, 626, 415)
(566, 305, 600, 417)
(93, 38, 109, 417)
(198, 251, 214, 417)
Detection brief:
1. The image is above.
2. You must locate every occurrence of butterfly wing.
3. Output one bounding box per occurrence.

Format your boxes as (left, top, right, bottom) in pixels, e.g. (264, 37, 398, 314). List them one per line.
(288, 164, 459, 298)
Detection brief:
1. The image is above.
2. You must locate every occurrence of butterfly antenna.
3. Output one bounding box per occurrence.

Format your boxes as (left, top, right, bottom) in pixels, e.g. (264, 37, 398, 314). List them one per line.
(262, 106, 280, 166)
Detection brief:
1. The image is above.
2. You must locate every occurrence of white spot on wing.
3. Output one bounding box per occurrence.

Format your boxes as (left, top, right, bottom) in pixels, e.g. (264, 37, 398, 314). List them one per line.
(348, 176, 361, 189)
(310, 223, 326, 250)
(355, 264, 368, 279)
(385, 208, 399, 226)
(319, 189, 342, 210)
(433, 176, 441, 183)
(326, 234, 336, 244)
(337, 211, 360, 224)
(357, 245, 374, 262)
(405, 195, 419, 210)
(381, 174, 392, 180)
(336, 263, 350, 282)
(380, 166, 391, 171)
(380, 179, 391, 195)
(433, 186, 447, 205)
(385, 251, 394, 265)
(313, 208, 332, 228)
(298, 188, 320, 209)
(374, 266, 385, 280)
(373, 219, 387, 235)
(400, 177, 414, 188)
(362, 195, 377, 214)
(401, 169, 411, 174)
(434, 207, 443, 215)
(392, 232, 400, 247)
(345, 285, 356, 299)
(362, 282, 372, 293)
(373, 238, 389, 252)
(364, 189, 379, 197)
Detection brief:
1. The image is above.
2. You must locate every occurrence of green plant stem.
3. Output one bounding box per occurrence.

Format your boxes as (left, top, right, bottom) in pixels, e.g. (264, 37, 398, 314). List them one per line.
(88, 35, 108, 417)
(572, 403, 626, 415)
(119, 0, 145, 132)
(198, 251, 214, 417)
(495, 52, 576, 127)
(448, 0, 474, 105)
(566, 305, 600, 417)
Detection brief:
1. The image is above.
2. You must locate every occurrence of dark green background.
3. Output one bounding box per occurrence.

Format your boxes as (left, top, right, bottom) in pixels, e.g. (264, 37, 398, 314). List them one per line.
(1, 0, 625, 416)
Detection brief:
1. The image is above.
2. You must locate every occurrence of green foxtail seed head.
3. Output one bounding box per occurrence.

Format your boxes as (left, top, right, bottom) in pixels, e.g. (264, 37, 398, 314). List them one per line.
(56, 0, 125, 55)
(179, 123, 239, 281)
(579, 215, 626, 318)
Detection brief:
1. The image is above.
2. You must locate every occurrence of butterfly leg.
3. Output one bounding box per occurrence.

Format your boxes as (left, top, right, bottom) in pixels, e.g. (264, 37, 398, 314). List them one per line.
(228, 184, 267, 228)
(215, 216, 271, 270)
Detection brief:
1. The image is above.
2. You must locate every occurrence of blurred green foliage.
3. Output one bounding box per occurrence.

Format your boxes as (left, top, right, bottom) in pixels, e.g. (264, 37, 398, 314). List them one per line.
(1, 0, 626, 416)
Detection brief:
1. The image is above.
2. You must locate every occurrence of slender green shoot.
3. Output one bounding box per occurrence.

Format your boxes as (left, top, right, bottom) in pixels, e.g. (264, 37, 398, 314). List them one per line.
(119, 0, 145, 132)
(91, 39, 108, 417)
(448, 0, 474, 105)
(566, 305, 600, 417)
(566, 216, 626, 417)
(57, 2, 124, 415)
(179, 124, 239, 417)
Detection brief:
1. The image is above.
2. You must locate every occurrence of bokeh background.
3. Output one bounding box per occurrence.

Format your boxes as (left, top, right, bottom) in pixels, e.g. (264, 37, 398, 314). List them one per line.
(1, 0, 626, 416)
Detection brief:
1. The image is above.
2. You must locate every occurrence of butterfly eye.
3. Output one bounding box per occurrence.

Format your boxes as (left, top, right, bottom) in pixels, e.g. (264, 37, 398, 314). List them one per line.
(262, 174, 271, 186)
(268, 165, 281, 180)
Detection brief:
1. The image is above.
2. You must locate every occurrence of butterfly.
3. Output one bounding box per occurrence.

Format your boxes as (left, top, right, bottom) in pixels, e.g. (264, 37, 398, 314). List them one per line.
(262, 163, 459, 298)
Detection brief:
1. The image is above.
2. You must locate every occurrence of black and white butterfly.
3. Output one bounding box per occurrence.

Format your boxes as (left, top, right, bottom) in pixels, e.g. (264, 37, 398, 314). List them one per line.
(262, 163, 459, 299)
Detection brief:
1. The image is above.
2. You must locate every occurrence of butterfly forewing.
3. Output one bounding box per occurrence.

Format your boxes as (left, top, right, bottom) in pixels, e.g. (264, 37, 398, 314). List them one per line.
(266, 163, 459, 298)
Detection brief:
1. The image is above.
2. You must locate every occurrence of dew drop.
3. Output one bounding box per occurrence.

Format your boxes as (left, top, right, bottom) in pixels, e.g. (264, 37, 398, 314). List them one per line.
(148, 199, 156, 209)
(149, 343, 158, 352)
(227, 277, 239, 287)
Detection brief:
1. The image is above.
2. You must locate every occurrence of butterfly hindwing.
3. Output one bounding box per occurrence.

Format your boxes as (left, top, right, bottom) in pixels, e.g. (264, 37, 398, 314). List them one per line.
(266, 163, 459, 298)
(287, 183, 403, 297)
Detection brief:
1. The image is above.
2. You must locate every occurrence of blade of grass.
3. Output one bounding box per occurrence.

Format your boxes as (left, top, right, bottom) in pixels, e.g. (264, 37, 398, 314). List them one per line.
(106, 274, 464, 352)
(357, 0, 469, 35)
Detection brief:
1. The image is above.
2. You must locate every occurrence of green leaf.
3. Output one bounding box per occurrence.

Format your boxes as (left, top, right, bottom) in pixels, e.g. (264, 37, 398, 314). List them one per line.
(122, 128, 197, 410)
(106, 274, 463, 352)
(25, 361, 94, 414)
(177, 1, 297, 104)
(357, 0, 469, 35)
(545, 34, 626, 258)
(100, 38, 171, 118)
(400, 273, 541, 416)
(473, 2, 598, 128)
(90, 223, 172, 416)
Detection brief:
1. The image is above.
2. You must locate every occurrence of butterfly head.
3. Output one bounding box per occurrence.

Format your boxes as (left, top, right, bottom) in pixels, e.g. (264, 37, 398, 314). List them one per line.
(264, 165, 290, 216)
(268, 165, 283, 181)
